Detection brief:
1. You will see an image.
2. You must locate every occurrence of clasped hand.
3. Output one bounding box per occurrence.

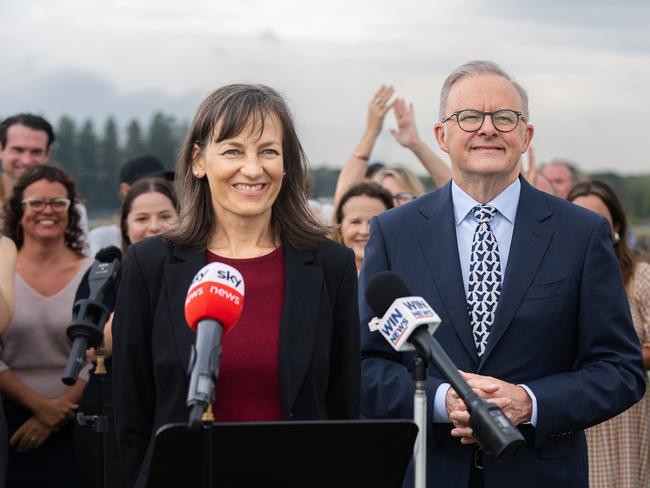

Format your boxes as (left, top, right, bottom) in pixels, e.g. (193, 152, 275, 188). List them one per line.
(446, 371, 532, 446)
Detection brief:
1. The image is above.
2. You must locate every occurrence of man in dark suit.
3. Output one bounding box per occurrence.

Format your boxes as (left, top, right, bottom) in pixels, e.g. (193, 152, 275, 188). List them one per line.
(359, 60, 645, 487)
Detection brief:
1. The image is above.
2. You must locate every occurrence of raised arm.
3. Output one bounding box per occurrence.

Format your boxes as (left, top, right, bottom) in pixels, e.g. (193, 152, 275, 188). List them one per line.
(334, 85, 394, 207)
(390, 98, 450, 188)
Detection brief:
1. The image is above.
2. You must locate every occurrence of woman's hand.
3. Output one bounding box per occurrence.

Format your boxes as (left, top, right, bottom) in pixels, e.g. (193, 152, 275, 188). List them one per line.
(84, 312, 115, 362)
(366, 85, 394, 135)
(10, 415, 53, 452)
(389, 98, 421, 149)
(32, 396, 77, 428)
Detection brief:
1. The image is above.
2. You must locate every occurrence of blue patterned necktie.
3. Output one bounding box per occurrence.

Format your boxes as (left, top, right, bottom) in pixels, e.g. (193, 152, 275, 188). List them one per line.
(467, 205, 502, 356)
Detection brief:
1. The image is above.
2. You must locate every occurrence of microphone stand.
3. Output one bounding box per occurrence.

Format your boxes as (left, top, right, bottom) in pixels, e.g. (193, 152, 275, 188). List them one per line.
(413, 356, 427, 488)
(76, 342, 109, 488)
(202, 403, 215, 488)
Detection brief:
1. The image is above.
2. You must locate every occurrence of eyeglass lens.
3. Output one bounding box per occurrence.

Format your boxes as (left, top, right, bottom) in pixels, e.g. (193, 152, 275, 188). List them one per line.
(22, 198, 70, 211)
(456, 110, 519, 132)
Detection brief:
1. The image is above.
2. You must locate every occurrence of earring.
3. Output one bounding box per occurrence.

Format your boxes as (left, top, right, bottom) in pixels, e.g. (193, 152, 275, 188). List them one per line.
(193, 171, 200, 177)
(613, 231, 621, 245)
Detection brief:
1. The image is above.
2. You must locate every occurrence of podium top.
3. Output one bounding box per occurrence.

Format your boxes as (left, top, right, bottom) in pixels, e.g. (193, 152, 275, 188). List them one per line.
(146, 419, 418, 488)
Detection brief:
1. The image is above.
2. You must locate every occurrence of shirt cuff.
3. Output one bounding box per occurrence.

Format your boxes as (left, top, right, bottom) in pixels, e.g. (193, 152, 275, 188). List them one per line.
(518, 384, 538, 427)
(433, 383, 451, 423)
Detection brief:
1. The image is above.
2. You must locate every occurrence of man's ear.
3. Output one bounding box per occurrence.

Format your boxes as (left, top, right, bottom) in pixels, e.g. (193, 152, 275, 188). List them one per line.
(434, 122, 450, 154)
(521, 124, 535, 154)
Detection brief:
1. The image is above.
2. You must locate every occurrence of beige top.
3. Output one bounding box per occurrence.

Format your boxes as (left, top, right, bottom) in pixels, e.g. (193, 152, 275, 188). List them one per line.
(0, 257, 92, 398)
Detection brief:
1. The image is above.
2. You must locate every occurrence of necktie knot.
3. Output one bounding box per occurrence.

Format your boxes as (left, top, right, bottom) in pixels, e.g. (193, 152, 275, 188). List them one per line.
(472, 205, 498, 224)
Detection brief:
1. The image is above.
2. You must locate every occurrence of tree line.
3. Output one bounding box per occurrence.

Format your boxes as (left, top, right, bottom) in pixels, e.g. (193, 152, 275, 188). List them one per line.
(47, 114, 650, 224)
(50, 113, 188, 216)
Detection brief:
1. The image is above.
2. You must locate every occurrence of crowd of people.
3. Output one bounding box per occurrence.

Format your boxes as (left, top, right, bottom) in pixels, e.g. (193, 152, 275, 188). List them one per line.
(0, 60, 648, 488)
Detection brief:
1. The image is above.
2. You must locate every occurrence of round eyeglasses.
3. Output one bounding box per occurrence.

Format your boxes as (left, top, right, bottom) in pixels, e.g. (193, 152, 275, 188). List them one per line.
(21, 197, 71, 212)
(442, 109, 525, 133)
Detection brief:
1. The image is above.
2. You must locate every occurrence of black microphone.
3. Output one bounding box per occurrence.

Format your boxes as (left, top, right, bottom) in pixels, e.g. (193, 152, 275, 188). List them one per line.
(62, 246, 122, 386)
(365, 271, 525, 461)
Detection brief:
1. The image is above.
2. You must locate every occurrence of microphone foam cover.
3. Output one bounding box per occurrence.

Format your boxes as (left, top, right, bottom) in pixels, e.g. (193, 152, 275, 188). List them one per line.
(365, 271, 413, 317)
(95, 246, 122, 263)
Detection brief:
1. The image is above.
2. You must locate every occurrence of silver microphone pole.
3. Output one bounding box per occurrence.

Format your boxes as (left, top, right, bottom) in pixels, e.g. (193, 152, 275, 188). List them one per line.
(413, 356, 427, 488)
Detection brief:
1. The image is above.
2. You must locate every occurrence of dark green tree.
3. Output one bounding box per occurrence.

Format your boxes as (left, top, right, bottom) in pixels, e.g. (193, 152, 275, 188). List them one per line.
(123, 119, 145, 161)
(97, 117, 121, 213)
(76, 119, 98, 210)
(146, 112, 177, 169)
(52, 116, 79, 177)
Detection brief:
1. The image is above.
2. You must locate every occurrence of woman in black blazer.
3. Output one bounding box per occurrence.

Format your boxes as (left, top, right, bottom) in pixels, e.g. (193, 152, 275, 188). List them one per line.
(111, 84, 360, 487)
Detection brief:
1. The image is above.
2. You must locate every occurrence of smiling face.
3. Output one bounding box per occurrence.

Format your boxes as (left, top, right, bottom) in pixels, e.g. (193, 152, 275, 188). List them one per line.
(20, 178, 69, 244)
(340, 194, 388, 268)
(434, 73, 533, 190)
(192, 113, 284, 227)
(0, 124, 50, 185)
(126, 191, 179, 245)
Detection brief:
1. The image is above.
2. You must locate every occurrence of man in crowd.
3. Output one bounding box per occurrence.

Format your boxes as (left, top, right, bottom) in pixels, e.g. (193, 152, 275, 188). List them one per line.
(359, 60, 644, 487)
(0, 114, 54, 200)
(539, 159, 584, 199)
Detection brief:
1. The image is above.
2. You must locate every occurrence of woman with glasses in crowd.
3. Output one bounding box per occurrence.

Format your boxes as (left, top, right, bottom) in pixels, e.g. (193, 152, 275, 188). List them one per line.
(112, 84, 360, 488)
(332, 182, 393, 274)
(568, 180, 650, 488)
(0, 165, 91, 487)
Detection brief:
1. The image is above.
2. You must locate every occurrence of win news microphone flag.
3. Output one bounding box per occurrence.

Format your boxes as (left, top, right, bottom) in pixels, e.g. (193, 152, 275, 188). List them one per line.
(365, 271, 525, 461)
(184, 262, 245, 429)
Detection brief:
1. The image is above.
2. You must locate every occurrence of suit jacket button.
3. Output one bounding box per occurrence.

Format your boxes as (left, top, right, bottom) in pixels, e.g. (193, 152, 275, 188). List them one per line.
(289, 412, 294, 419)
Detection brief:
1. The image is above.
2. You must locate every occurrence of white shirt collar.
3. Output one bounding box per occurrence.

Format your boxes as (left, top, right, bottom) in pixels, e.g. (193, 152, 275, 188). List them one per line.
(451, 177, 521, 226)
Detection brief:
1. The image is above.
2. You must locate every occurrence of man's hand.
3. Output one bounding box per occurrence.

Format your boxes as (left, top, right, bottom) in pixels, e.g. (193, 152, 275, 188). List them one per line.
(461, 372, 533, 426)
(446, 372, 531, 445)
(10, 416, 53, 452)
(389, 98, 421, 149)
(32, 396, 77, 428)
(365, 85, 394, 135)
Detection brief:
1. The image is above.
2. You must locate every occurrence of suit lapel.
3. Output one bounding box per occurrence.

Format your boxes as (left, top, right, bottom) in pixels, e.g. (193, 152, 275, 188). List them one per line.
(478, 178, 554, 369)
(166, 245, 206, 374)
(277, 242, 323, 418)
(416, 183, 479, 365)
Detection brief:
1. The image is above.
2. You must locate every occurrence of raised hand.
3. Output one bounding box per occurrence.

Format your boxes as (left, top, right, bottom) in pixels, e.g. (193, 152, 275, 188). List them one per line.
(390, 98, 421, 149)
(366, 85, 395, 135)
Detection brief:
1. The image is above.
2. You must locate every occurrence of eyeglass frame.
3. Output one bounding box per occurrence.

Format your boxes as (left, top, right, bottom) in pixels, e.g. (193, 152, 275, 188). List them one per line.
(21, 197, 72, 212)
(393, 192, 417, 203)
(442, 109, 525, 133)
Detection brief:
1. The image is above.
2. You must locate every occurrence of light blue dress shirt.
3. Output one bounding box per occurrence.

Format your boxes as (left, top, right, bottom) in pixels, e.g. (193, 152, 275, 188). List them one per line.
(432, 177, 538, 426)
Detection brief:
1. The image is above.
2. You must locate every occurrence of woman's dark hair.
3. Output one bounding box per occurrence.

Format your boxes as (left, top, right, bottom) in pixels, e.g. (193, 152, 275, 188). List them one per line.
(121, 177, 178, 252)
(568, 180, 636, 288)
(331, 182, 393, 243)
(166, 84, 327, 250)
(1, 165, 84, 253)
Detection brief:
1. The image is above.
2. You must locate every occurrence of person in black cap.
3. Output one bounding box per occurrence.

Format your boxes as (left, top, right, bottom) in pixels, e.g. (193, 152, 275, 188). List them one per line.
(117, 155, 174, 198)
(88, 155, 174, 256)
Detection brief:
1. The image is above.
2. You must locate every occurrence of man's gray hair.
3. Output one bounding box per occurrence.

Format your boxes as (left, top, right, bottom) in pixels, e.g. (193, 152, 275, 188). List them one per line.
(439, 60, 529, 121)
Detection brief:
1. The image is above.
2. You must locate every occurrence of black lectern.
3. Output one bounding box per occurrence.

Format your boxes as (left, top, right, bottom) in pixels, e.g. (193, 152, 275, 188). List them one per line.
(146, 420, 417, 488)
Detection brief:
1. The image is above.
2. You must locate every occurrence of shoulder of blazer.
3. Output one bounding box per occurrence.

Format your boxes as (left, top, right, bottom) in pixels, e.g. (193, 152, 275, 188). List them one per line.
(284, 238, 355, 285)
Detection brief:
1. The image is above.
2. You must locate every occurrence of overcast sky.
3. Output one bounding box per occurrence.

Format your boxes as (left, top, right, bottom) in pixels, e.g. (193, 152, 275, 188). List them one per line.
(2, 0, 649, 174)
